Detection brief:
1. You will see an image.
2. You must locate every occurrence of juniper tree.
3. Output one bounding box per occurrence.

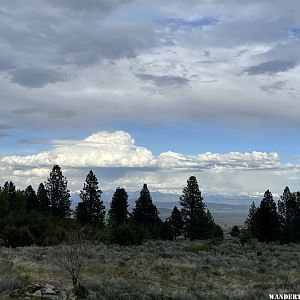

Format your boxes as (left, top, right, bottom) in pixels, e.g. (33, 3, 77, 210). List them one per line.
(131, 184, 160, 226)
(76, 170, 105, 226)
(108, 187, 129, 226)
(37, 183, 50, 214)
(169, 206, 184, 239)
(25, 185, 39, 211)
(46, 165, 71, 217)
(253, 190, 280, 242)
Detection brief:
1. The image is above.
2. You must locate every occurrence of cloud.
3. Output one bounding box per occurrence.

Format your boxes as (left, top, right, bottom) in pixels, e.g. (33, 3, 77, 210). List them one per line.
(0, 124, 12, 130)
(136, 73, 189, 87)
(0, 130, 299, 196)
(158, 151, 284, 171)
(260, 80, 289, 93)
(0, 0, 166, 88)
(1, 131, 287, 171)
(12, 168, 49, 178)
(1, 131, 155, 168)
(0, 132, 9, 138)
(12, 108, 41, 115)
(163, 17, 218, 31)
(48, 0, 129, 13)
(244, 60, 297, 75)
(8, 67, 70, 88)
(19, 138, 47, 145)
(0, 0, 300, 130)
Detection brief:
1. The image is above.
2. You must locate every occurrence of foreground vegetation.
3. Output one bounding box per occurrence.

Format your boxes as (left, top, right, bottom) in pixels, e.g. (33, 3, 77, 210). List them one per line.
(1, 235, 300, 299)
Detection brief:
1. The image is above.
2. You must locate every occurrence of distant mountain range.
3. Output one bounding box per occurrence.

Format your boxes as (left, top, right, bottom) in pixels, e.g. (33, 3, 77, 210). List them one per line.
(71, 190, 259, 207)
(71, 190, 254, 225)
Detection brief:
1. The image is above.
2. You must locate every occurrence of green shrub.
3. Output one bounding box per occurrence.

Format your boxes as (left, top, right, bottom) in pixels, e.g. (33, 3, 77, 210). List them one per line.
(42, 226, 65, 245)
(230, 225, 241, 237)
(160, 220, 174, 241)
(210, 224, 224, 240)
(74, 283, 89, 299)
(96, 226, 113, 244)
(239, 229, 254, 247)
(2, 225, 34, 248)
(183, 244, 209, 253)
(111, 224, 144, 245)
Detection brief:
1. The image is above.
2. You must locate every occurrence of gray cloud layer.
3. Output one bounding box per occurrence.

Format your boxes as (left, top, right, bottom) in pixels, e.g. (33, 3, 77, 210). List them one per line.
(0, 0, 300, 131)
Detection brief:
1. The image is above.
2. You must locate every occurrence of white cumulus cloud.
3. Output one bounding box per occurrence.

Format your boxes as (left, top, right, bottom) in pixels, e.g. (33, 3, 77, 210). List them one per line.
(0, 131, 298, 196)
(1, 131, 155, 168)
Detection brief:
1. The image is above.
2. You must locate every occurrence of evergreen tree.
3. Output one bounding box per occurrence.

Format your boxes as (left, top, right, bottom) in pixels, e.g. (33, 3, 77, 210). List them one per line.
(278, 187, 300, 242)
(180, 176, 208, 239)
(131, 184, 160, 226)
(108, 188, 129, 225)
(45, 165, 71, 217)
(25, 185, 39, 211)
(3, 181, 17, 211)
(253, 190, 280, 242)
(296, 192, 300, 241)
(169, 206, 184, 239)
(37, 183, 50, 214)
(75, 202, 89, 225)
(76, 170, 105, 226)
(244, 201, 257, 231)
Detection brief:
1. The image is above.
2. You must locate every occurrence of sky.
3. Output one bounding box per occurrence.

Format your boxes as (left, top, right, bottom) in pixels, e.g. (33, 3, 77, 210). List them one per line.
(1, 0, 300, 199)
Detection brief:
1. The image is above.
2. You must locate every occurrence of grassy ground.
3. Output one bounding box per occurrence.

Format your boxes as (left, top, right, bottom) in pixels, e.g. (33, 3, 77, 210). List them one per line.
(1, 236, 300, 299)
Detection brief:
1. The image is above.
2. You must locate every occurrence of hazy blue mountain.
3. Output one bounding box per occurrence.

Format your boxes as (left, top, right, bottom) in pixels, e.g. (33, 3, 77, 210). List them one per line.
(71, 190, 252, 225)
(71, 190, 259, 207)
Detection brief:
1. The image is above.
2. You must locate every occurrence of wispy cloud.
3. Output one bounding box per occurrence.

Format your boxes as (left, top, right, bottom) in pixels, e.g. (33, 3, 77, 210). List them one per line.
(136, 73, 189, 88)
(19, 138, 47, 145)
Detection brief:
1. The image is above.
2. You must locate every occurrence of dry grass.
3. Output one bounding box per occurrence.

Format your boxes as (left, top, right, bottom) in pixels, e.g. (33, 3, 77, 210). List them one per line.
(1, 236, 300, 299)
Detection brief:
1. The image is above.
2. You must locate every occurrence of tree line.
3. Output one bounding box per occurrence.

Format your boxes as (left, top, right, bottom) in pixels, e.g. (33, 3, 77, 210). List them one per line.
(0, 165, 223, 247)
(231, 188, 300, 244)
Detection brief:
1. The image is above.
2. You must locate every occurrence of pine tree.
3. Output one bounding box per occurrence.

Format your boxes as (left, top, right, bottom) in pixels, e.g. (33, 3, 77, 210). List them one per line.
(108, 188, 129, 225)
(3, 181, 17, 211)
(180, 176, 207, 239)
(244, 201, 257, 231)
(169, 206, 184, 239)
(0, 182, 15, 216)
(45, 165, 71, 217)
(253, 190, 280, 242)
(131, 184, 160, 226)
(278, 187, 300, 242)
(76, 170, 105, 226)
(37, 183, 50, 214)
(25, 185, 39, 211)
(180, 176, 206, 221)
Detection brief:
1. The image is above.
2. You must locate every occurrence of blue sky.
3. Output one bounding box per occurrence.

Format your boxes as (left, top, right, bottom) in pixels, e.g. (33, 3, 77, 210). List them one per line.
(0, 0, 300, 198)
